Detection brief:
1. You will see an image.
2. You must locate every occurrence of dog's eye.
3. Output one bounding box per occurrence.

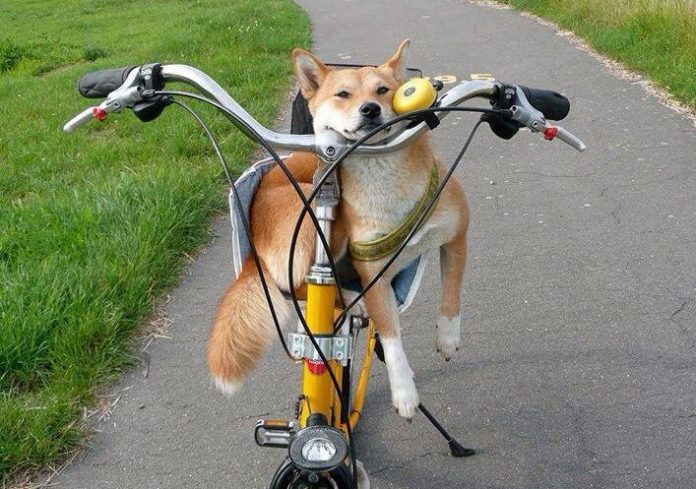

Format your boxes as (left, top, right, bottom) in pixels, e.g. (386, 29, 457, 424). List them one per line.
(335, 90, 350, 98)
(377, 86, 389, 95)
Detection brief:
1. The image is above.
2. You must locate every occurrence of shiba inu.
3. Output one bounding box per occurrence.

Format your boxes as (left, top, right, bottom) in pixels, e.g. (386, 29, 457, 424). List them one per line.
(207, 40, 469, 419)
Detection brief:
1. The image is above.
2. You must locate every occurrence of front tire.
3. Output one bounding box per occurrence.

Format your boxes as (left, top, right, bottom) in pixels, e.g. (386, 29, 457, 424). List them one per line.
(269, 458, 353, 489)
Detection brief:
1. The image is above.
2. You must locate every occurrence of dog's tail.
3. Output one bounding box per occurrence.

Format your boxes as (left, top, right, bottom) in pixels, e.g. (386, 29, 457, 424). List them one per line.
(207, 256, 289, 395)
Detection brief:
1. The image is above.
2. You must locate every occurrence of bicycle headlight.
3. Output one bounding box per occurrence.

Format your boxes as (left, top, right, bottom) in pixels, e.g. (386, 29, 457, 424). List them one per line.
(288, 425, 348, 472)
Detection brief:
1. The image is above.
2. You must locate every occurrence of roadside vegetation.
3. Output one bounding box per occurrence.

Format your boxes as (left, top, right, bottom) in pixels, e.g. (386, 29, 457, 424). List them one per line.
(0, 0, 309, 481)
(501, 0, 696, 110)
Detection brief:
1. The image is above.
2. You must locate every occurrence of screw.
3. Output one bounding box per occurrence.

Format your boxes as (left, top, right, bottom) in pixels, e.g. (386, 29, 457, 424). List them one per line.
(325, 146, 336, 157)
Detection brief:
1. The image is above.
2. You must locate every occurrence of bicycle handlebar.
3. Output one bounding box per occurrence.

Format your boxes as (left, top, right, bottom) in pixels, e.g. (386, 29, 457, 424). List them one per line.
(64, 63, 585, 153)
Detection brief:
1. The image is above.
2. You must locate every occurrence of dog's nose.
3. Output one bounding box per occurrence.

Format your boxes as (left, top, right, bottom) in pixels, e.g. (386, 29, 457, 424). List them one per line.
(359, 102, 381, 119)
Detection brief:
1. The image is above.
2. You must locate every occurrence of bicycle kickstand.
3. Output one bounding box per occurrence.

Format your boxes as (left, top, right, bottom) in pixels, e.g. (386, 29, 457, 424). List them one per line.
(374, 335, 476, 458)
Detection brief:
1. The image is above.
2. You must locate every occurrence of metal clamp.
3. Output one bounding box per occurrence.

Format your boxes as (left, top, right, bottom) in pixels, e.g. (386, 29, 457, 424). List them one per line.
(510, 86, 546, 128)
(288, 333, 353, 365)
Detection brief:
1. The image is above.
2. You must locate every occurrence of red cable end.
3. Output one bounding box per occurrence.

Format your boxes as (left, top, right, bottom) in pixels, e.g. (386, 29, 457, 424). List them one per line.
(305, 359, 327, 375)
(92, 107, 107, 121)
(543, 126, 558, 140)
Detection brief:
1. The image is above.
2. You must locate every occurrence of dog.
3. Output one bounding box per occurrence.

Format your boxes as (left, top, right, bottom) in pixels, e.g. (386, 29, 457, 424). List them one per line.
(207, 40, 469, 419)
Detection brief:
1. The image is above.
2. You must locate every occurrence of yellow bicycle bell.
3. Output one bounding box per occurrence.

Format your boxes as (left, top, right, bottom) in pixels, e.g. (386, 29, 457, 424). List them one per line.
(392, 78, 438, 115)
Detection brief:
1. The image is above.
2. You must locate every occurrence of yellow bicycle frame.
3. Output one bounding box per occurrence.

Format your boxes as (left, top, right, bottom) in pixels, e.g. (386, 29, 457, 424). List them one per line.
(298, 281, 375, 432)
(298, 282, 340, 427)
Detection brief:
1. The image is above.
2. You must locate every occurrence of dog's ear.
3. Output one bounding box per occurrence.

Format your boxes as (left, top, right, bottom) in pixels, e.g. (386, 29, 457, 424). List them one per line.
(380, 39, 410, 82)
(292, 49, 330, 100)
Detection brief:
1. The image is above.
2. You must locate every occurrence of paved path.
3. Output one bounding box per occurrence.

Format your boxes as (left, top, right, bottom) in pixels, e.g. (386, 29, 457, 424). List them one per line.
(55, 1, 696, 488)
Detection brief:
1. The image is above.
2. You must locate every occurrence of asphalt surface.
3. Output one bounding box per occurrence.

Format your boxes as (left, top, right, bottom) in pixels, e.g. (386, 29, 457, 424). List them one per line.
(54, 1, 696, 488)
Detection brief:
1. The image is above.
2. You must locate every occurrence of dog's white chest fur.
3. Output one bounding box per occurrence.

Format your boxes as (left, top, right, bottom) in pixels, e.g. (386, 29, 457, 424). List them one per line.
(340, 152, 428, 239)
(340, 152, 456, 270)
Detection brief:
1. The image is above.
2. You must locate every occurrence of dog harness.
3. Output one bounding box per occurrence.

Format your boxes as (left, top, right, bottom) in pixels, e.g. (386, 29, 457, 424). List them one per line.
(229, 156, 431, 313)
(348, 164, 440, 262)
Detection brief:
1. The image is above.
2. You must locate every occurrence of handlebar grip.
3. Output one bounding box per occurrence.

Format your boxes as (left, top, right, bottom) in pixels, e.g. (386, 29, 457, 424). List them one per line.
(519, 86, 570, 121)
(77, 66, 137, 99)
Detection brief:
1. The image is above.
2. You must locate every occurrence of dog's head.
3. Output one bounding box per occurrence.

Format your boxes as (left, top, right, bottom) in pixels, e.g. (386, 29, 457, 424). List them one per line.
(292, 39, 410, 142)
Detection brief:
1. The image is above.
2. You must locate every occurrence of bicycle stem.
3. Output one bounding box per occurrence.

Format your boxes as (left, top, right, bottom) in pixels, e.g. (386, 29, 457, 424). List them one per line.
(307, 160, 340, 286)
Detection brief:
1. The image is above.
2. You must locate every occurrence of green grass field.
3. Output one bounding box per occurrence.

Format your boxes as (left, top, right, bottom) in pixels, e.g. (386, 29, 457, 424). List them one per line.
(0, 0, 309, 481)
(500, 0, 696, 110)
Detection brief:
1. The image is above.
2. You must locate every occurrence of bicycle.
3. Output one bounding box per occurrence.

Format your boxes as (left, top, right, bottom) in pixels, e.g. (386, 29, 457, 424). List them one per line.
(65, 60, 585, 489)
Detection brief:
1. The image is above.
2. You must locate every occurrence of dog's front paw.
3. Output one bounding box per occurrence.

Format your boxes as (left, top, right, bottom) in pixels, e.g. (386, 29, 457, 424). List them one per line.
(390, 374, 420, 420)
(436, 315, 460, 361)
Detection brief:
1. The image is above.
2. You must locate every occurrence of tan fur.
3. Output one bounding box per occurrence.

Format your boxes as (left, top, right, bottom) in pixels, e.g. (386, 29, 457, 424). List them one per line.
(207, 41, 469, 416)
(207, 155, 346, 390)
(207, 257, 287, 394)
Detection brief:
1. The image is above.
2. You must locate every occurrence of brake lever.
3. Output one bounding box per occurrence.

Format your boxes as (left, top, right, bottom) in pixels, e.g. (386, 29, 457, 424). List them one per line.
(63, 107, 99, 133)
(510, 87, 586, 152)
(63, 68, 145, 133)
(63, 99, 119, 133)
(537, 123, 586, 152)
(62, 90, 134, 133)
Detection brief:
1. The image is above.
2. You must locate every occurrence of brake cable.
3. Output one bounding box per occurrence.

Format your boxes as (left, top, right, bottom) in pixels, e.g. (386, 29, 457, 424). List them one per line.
(154, 89, 360, 487)
(280, 106, 507, 331)
(283, 109, 492, 489)
(329, 118, 484, 331)
(157, 90, 507, 488)
(154, 90, 348, 310)
(156, 89, 349, 388)
(168, 97, 297, 359)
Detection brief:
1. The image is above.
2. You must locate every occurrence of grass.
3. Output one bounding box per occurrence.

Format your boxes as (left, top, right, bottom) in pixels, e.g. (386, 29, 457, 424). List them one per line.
(0, 0, 309, 481)
(499, 0, 696, 110)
